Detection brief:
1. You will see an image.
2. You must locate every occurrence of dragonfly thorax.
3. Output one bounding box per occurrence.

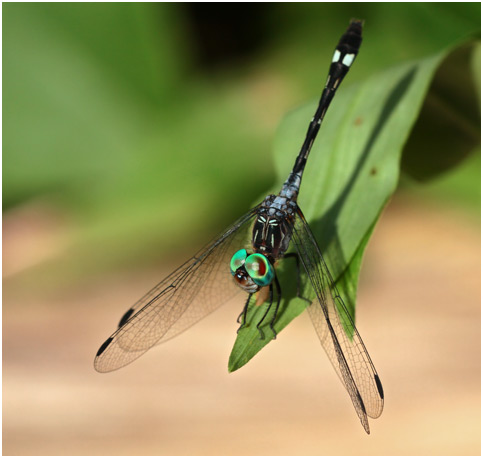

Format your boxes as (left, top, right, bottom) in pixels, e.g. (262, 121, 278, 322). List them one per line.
(252, 195, 297, 261)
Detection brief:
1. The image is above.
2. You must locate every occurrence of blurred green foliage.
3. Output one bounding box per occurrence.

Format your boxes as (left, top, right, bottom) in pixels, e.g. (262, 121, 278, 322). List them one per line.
(3, 3, 480, 284)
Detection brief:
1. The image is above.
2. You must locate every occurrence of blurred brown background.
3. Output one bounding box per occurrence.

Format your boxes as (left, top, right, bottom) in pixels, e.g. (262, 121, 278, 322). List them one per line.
(3, 3, 480, 455)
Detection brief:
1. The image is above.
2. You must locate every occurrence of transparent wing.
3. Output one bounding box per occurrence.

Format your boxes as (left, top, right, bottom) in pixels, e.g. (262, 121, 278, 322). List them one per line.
(94, 206, 260, 373)
(291, 207, 384, 434)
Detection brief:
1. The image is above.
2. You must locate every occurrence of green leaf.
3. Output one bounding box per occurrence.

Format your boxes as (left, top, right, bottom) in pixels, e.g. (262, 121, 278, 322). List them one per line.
(228, 40, 480, 372)
(401, 42, 480, 181)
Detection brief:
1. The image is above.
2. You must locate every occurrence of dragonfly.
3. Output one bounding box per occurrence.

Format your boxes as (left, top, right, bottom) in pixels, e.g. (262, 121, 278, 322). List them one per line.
(94, 20, 384, 434)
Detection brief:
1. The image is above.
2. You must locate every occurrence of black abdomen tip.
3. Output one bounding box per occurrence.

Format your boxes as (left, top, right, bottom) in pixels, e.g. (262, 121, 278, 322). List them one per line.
(337, 20, 363, 56)
(96, 337, 113, 357)
(349, 19, 364, 33)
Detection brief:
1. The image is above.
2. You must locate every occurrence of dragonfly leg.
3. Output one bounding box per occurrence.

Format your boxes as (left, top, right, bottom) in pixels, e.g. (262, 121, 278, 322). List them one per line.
(284, 252, 311, 303)
(267, 274, 282, 339)
(256, 273, 281, 340)
(256, 284, 274, 340)
(237, 293, 252, 332)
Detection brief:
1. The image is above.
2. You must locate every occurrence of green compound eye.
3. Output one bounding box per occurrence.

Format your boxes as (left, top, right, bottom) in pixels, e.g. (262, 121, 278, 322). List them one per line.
(245, 253, 274, 286)
(230, 249, 248, 275)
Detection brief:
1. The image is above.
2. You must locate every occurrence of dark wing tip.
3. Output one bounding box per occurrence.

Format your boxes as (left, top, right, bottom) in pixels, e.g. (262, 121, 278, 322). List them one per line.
(96, 336, 113, 357)
(118, 307, 135, 328)
(375, 373, 384, 400)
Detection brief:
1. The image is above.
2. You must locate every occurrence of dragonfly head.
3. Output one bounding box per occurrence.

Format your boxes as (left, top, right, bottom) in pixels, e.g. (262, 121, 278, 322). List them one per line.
(230, 249, 274, 293)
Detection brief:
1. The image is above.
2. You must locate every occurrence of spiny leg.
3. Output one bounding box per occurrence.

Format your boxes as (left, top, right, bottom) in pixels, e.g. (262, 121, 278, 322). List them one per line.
(236, 293, 252, 333)
(256, 283, 274, 340)
(267, 274, 282, 339)
(256, 273, 282, 340)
